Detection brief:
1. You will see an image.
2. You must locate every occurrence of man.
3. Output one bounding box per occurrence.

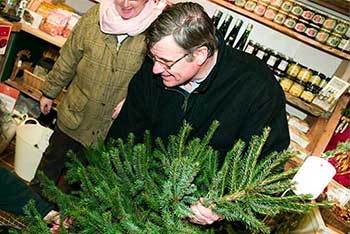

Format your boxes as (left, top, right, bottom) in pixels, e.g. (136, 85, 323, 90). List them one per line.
(106, 2, 290, 228)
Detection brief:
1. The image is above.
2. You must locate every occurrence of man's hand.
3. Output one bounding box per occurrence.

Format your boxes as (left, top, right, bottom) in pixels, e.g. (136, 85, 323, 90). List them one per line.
(112, 99, 125, 119)
(44, 210, 73, 234)
(189, 198, 221, 225)
(40, 96, 53, 115)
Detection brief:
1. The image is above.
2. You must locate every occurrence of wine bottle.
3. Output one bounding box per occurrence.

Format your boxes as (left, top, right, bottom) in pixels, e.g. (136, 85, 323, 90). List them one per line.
(225, 19, 243, 47)
(211, 10, 223, 28)
(234, 23, 253, 50)
(219, 14, 233, 38)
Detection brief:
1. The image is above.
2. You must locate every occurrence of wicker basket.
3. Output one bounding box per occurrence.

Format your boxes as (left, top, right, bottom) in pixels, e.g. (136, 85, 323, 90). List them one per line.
(320, 207, 350, 233)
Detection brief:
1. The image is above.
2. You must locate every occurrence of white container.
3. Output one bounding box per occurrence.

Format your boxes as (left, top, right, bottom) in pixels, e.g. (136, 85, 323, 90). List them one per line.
(14, 118, 53, 182)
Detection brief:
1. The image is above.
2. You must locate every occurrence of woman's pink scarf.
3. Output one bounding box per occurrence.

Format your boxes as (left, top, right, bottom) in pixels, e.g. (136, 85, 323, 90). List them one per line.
(99, 0, 167, 36)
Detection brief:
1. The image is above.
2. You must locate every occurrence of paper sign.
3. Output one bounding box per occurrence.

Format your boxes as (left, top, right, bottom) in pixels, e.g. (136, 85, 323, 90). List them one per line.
(0, 83, 20, 112)
(0, 25, 12, 55)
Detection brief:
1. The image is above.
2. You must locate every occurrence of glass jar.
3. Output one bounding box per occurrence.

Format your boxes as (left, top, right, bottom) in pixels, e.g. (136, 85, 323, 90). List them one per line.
(254, 1, 268, 16)
(296, 66, 312, 83)
(283, 15, 298, 29)
(273, 10, 288, 25)
(266, 50, 279, 68)
(279, 75, 294, 91)
(305, 23, 320, 38)
(289, 79, 305, 97)
(318, 76, 330, 92)
(311, 12, 326, 26)
(338, 35, 350, 52)
(300, 84, 318, 103)
(326, 32, 342, 47)
(322, 16, 337, 31)
(244, 0, 258, 11)
(294, 19, 308, 33)
(234, 0, 247, 7)
(290, 2, 304, 18)
(315, 28, 330, 43)
(300, 8, 315, 21)
(264, 5, 278, 20)
(280, 0, 294, 13)
(287, 62, 301, 77)
(255, 46, 267, 60)
(275, 54, 290, 73)
(309, 71, 324, 88)
(244, 40, 257, 54)
(334, 20, 349, 36)
(270, 0, 283, 8)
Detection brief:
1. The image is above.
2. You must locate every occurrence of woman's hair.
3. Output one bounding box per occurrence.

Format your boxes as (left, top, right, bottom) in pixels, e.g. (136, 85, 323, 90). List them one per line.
(145, 2, 218, 57)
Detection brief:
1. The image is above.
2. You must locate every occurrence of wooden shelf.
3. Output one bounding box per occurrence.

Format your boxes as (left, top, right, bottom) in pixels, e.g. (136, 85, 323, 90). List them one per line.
(208, 0, 350, 60)
(5, 76, 65, 105)
(285, 92, 331, 118)
(0, 18, 21, 32)
(307, 0, 350, 16)
(5, 79, 41, 101)
(21, 24, 66, 48)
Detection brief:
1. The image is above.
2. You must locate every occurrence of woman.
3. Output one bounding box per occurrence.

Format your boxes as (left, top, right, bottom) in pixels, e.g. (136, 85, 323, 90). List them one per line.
(36, 0, 167, 185)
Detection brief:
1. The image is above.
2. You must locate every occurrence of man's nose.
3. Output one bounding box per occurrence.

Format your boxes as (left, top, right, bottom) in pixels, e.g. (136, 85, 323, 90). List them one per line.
(152, 61, 166, 74)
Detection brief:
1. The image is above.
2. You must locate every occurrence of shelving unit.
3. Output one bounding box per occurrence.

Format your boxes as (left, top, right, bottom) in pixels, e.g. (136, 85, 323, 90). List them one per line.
(208, 0, 350, 60)
(21, 24, 66, 48)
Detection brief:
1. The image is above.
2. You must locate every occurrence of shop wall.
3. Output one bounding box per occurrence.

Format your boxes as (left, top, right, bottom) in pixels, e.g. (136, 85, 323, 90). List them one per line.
(65, 0, 95, 14)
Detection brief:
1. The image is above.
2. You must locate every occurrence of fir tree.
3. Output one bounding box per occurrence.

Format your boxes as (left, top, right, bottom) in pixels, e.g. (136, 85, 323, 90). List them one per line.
(13, 121, 323, 233)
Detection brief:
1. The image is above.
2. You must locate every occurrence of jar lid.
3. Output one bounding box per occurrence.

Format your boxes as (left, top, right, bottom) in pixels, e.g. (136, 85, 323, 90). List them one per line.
(319, 73, 326, 79)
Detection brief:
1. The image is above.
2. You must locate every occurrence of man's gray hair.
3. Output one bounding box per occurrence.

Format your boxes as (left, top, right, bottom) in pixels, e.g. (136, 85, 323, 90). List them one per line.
(145, 2, 218, 57)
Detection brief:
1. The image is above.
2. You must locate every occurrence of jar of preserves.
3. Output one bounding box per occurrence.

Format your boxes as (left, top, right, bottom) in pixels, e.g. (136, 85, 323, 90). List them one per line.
(287, 62, 301, 77)
(309, 71, 324, 87)
(283, 15, 298, 29)
(244, 40, 257, 54)
(254, 1, 268, 16)
(317, 76, 331, 93)
(300, 8, 315, 21)
(296, 66, 312, 83)
(280, 0, 294, 13)
(326, 32, 341, 47)
(264, 5, 278, 20)
(279, 75, 294, 91)
(289, 79, 305, 97)
(334, 20, 349, 36)
(305, 23, 320, 38)
(312, 12, 326, 26)
(315, 28, 330, 43)
(273, 10, 287, 24)
(290, 3, 304, 18)
(235, 0, 247, 7)
(244, 0, 258, 11)
(300, 84, 318, 103)
(294, 19, 308, 33)
(270, 0, 283, 8)
(322, 16, 337, 31)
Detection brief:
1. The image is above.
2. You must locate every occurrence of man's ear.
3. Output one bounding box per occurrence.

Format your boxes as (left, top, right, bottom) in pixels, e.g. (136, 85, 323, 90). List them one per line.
(193, 46, 209, 65)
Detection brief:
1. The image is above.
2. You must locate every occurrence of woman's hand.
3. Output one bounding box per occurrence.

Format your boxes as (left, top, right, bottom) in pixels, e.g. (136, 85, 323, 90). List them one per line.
(189, 198, 221, 225)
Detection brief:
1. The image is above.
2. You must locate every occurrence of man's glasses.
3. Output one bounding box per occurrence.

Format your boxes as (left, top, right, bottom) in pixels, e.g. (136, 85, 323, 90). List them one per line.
(148, 53, 189, 70)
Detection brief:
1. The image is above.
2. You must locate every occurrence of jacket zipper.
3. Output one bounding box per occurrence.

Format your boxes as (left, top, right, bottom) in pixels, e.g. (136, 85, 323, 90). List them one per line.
(164, 87, 190, 112)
